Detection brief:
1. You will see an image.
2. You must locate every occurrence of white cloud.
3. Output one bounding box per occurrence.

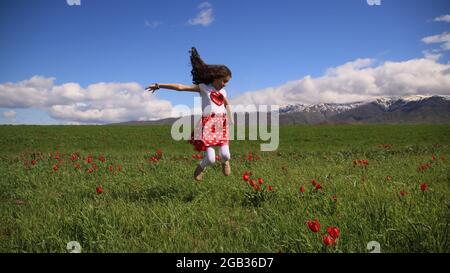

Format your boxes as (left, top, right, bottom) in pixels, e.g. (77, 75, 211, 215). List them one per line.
(3, 110, 16, 119)
(0, 76, 177, 124)
(434, 14, 450, 23)
(145, 20, 163, 28)
(422, 32, 450, 51)
(188, 2, 214, 26)
(230, 58, 450, 106)
(198, 2, 212, 9)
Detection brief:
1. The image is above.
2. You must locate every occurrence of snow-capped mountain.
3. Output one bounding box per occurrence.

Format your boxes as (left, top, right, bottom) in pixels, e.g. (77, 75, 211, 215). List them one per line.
(280, 95, 450, 114)
(277, 95, 450, 124)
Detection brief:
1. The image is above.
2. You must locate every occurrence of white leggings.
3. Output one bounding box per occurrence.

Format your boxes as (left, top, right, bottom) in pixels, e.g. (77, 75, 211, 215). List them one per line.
(200, 144, 231, 168)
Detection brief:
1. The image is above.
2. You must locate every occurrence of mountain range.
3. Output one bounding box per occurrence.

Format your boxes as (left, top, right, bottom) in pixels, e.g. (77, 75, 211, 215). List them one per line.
(110, 95, 450, 125)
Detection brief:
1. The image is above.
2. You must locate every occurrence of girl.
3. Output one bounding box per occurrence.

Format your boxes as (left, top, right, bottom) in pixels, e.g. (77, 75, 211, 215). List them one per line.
(145, 47, 234, 181)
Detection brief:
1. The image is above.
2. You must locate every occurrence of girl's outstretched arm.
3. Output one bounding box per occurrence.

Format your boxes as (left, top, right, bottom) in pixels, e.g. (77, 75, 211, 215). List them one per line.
(145, 83, 200, 93)
(224, 97, 234, 125)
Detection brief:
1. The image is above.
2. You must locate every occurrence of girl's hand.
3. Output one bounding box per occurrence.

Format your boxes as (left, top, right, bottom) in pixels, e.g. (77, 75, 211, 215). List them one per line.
(145, 83, 160, 93)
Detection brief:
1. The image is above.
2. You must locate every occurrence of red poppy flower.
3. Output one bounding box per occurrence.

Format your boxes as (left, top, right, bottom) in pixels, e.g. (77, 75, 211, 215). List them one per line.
(322, 235, 336, 246)
(420, 183, 428, 192)
(96, 186, 103, 194)
(70, 153, 78, 161)
(327, 226, 340, 239)
(299, 185, 305, 193)
(249, 179, 256, 188)
(307, 219, 320, 233)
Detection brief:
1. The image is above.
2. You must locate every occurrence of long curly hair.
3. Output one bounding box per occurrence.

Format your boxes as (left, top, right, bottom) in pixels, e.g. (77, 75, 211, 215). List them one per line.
(190, 47, 232, 85)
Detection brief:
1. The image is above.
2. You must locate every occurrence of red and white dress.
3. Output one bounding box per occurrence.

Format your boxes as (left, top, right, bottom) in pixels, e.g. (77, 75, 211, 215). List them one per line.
(189, 83, 229, 151)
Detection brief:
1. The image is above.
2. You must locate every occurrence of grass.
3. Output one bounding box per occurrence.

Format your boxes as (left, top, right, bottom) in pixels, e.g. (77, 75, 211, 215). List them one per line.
(0, 124, 449, 253)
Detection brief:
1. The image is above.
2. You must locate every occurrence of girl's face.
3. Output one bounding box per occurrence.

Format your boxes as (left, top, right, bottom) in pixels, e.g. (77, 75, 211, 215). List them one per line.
(212, 76, 231, 90)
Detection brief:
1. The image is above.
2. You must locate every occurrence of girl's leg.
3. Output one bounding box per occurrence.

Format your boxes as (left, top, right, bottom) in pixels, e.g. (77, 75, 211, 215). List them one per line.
(219, 144, 231, 163)
(200, 146, 216, 169)
(219, 145, 231, 176)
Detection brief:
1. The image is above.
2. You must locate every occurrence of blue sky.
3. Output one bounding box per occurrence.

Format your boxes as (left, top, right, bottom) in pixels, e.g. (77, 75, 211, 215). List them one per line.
(0, 0, 449, 124)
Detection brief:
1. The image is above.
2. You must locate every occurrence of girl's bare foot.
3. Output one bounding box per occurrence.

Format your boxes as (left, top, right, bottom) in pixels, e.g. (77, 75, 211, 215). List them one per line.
(222, 161, 231, 176)
(194, 164, 205, 181)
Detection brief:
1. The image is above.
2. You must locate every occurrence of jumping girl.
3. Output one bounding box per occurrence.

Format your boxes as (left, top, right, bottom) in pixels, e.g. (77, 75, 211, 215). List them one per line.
(145, 47, 234, 181)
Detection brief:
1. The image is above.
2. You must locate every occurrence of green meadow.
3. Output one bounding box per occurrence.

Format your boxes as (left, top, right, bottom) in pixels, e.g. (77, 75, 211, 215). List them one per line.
(0, 124, 449, 252)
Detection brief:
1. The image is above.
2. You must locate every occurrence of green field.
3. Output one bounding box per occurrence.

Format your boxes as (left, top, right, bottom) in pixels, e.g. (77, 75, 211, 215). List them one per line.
(0, 124, 449, 253)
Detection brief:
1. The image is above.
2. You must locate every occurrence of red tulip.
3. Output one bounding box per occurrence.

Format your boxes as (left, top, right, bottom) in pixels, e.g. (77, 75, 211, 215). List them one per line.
(243, 174, 250, 181)
(268, 185, 273, 191)
(311, 179, 317, 187)
(322, 235, 336, 246)
(98, 155, 106, 162)
(327, 226, 340, 239)
(248, 152, 253, 161)
(96, 186, 103, 194)
(420, 183, 428, 192)
(52, 164, 59, 171)
(258, 178, 264, 185)
(299, 185, 305, 193)
(307, 219, 320, 233)
(315, 183, 322, 190)
(87, 155, 93, 163)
